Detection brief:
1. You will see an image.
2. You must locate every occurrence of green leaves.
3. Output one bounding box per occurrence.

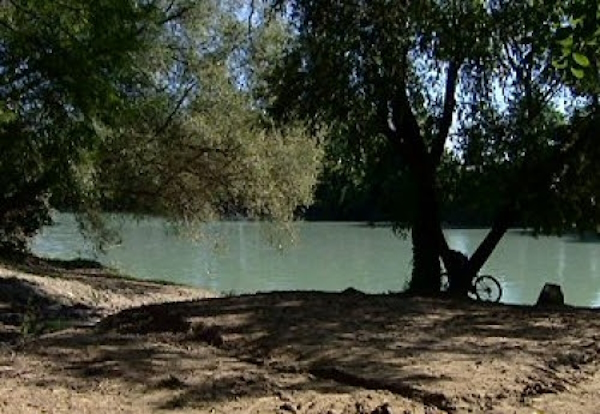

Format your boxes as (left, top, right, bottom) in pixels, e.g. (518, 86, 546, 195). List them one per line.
(572, 52, 590, 67)
(94, 0, 322, 223)
(569, 52, 590, 78)
(552, 59, 568, 69)
(0, 1, 172, 250)
(570, 66, 585, 79)
(557, 34, 574, 48)
(0, 103, 16, 125)
(0, 0, 323, 251)
(550, 1, 600, 91)
(267, 0, 600, 237)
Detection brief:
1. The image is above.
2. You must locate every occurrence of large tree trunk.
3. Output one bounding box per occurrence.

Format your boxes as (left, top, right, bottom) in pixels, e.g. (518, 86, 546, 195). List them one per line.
(382, 77, 454, 296)
(409, 210, 442, 295)
(407, 175, 446, 296)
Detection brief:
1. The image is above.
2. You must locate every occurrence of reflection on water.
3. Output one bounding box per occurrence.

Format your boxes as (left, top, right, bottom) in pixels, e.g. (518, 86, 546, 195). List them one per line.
(30, 214, 600, 307)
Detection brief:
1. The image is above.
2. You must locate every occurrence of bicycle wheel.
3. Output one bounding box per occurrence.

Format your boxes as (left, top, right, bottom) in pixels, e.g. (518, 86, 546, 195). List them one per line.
(440, 272, 450, 292)
(473, 275, 502, 302)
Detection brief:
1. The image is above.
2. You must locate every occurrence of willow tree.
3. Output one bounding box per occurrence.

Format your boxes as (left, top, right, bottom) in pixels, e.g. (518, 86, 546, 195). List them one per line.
(95, 0, 321, 224)
(265, 0, 600, 295)
(0, 0, 321, 253)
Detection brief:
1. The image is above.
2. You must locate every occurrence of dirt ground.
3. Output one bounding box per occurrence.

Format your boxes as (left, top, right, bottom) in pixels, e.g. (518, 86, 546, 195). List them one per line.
(0, 258, 599, 413)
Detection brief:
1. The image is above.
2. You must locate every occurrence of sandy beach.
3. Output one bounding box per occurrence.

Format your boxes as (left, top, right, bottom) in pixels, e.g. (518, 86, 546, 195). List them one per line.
(0, 257, 598, 413)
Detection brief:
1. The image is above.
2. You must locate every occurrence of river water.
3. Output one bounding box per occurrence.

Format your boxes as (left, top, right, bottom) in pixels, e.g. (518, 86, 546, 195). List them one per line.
(30, 214, 600, 306)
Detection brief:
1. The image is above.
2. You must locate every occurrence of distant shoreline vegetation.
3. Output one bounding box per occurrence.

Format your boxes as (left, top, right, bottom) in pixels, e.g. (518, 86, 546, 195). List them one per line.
(41, 211, 600, 243)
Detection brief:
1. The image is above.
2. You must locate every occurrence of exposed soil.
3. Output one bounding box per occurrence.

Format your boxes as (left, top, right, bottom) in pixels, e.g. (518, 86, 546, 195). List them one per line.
(0, 257, 599, 413)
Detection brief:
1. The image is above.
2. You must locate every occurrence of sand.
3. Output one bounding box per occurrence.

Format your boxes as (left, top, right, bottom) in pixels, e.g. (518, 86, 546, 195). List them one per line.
(0, 257, 598, 413)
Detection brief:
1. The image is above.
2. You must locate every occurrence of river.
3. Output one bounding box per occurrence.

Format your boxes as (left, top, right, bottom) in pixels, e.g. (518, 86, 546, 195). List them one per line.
(30, 214, 600, 306)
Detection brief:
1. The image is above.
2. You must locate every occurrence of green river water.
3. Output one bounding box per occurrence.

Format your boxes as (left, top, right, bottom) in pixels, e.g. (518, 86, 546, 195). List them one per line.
(30, 214, 600, 306)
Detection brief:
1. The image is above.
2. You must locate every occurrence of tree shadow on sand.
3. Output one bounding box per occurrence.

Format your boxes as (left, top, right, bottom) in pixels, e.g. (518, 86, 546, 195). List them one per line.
(14, 291, 600, 411)
(0, 276, 98, 342)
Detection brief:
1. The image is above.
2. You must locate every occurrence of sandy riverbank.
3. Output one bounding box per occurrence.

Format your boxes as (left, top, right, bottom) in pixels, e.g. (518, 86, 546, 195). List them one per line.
(0, 257, 598, 413)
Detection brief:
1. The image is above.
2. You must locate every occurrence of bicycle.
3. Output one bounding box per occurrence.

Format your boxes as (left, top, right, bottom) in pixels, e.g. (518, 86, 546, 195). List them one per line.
(440, 271, 503, 302)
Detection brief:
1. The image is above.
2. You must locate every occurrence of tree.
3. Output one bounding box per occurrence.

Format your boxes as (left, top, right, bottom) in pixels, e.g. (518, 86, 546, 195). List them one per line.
(0, 0, 160, 251)
(95, 0, 321, 224)
(265, 0, 600, 295)
(0, 0, 321, 253)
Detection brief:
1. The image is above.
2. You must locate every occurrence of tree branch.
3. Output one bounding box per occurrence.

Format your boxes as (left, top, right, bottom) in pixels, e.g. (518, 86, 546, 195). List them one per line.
(385, 78, 451, 265)
(465, 113, 595, 275)
(248, 0, 256, 35)
(466, 203, 514, 276)
(158, 5, 193, 26)
(388, 81, 428, 167)
(154, 80, 196, 137)
(430, 60, 459, 166)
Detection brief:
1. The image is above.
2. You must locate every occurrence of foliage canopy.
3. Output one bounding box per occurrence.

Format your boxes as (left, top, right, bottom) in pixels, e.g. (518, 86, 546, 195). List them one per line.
(0, 0, 321, 252)
(265, 0, 600, 293)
